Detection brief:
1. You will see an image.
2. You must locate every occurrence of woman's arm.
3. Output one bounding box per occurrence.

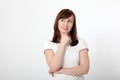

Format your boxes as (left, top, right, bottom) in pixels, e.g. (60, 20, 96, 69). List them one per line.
(45, 43, 67, 72)
(55, 49, 89, 76)
(45, 34, 71, 72)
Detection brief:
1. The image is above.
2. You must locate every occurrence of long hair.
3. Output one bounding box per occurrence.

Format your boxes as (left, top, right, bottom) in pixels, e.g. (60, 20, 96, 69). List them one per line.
(52, 9, 78, 46)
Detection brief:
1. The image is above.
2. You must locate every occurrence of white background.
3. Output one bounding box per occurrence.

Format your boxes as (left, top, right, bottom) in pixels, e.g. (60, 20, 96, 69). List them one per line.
(0, 0, 120, 80)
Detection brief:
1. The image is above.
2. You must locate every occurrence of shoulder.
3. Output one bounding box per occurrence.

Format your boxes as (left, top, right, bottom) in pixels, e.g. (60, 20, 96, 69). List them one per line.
(43, 39, 54, 51)
(78, 37, 87, 44)
(77, 37, 89, 50)
(44, 39, 58, 48)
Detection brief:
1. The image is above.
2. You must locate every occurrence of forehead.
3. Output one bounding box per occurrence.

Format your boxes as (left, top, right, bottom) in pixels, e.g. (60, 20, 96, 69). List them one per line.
(61, 15, 74, 20)
(68, 15, 74, 20)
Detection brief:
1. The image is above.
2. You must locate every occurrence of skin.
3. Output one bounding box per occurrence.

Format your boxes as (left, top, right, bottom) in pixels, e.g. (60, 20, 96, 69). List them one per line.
(45, 15, 89, 77)
(58, 15, 74, 35)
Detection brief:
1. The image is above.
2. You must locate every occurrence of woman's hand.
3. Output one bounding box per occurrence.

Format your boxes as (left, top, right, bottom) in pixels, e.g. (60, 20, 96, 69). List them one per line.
(60, 33, 71, 45)
(48, 69, 54, 77)
(48, 68, 63, 77)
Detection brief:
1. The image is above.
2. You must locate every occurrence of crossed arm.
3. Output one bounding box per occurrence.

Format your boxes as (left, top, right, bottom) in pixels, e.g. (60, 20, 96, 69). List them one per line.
(54, 49, 89, 76)
(44, 43, 67, 72)
(45, 48, 89, 76)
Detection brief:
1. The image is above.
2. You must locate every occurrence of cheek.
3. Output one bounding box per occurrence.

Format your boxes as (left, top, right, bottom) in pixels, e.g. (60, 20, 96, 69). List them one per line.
(58, 22, 63, 29)
(68, 24, 73, 31)
(58, 25, 62, 32)
(58, 24, 62, 27)
(58, 21, 62, 27)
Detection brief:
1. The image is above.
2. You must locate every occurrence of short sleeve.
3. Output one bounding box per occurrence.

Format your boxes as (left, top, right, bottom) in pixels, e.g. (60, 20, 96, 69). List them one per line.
(43, 40, 53, 54)
(78, 38, 89, 51)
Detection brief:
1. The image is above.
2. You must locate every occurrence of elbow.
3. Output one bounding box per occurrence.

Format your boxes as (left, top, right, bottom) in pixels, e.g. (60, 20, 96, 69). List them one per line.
(77, 69, 89, 76)
(50, 67, 60, 72)
(82, 63, 89, 74)
(83, 67, 89, 74)
(48, 63, 61, 72)
(84, 69, 89, 74)
(77, 70, 89, 76)
(78, 65, 89, 75)
(75, 67, 89, 76)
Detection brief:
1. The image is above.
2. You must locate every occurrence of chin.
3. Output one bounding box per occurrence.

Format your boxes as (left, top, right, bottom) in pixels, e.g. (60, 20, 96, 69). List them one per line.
(63, 30, 69, 33)
(62, 31, 68, 34)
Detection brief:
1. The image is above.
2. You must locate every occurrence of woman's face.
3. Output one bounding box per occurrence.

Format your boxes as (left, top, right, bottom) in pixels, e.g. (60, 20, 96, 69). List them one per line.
(58, 15, 74, 35)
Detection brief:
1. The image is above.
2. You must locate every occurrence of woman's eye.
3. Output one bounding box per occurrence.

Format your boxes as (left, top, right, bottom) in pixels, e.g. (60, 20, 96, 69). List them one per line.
(68, 20, 73, 23)
(61, 19, 64, 21)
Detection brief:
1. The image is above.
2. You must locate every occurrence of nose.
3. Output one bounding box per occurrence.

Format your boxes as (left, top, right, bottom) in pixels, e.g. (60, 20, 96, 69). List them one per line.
(64, 21, 68, 27)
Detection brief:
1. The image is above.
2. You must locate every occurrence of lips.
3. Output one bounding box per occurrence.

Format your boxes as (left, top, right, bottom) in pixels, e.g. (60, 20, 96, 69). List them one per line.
(63, 28, 68, 31)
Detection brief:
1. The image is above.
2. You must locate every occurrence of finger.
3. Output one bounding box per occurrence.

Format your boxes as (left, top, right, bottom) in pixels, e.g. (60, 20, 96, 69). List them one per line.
(48, 71, 53, 75)
(52, 72, 54, 77)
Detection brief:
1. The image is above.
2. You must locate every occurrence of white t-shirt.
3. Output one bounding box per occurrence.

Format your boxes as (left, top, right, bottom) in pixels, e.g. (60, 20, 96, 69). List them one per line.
(43, 37, 89, 80)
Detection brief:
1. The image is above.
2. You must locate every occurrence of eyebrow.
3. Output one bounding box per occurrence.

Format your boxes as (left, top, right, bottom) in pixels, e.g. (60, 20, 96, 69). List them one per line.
(59, 17, 73, 21)
(68, 18, 73, 21)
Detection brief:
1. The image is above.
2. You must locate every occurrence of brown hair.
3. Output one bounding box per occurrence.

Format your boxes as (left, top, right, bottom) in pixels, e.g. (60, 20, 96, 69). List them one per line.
(51, 9, 78, 46)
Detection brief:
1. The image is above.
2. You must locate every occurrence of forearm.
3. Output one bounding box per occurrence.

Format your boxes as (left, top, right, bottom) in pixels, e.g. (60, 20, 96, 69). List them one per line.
(50, 43, 67, 71)
(58, 64, 89, 76)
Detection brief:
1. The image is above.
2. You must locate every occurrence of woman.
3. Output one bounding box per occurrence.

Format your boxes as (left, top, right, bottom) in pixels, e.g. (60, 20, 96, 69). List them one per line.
(43, 9, 89, 80)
